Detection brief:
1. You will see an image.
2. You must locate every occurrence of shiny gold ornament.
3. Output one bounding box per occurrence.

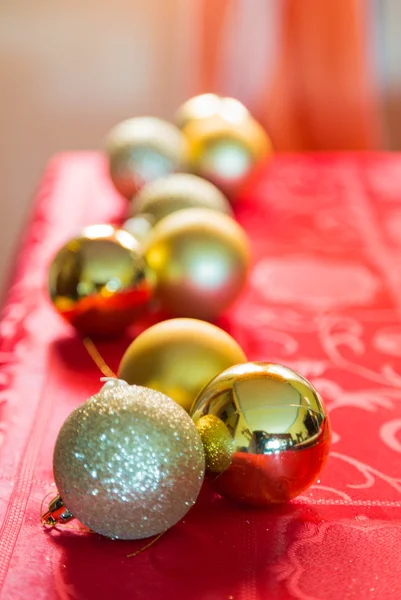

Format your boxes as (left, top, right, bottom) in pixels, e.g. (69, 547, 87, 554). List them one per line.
(175, 93, 221, 128)
(48, 224, 154, 336)
(128, 173, 233, 225)
(46, 383, 205, 540)
(105, 117, 187, 199)
(191, 363, 331, 506)
(175, 94, 249, 130)
(118, 318, 247, 412)
(178, 96, 272, 195)
(144, 208, 251, 320)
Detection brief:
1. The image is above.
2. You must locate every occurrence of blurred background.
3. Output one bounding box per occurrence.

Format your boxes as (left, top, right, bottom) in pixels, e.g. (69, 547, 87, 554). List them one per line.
(0, 0, 400, 297)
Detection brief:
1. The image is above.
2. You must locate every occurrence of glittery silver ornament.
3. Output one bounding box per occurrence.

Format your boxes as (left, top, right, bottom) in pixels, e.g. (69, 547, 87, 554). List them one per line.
(53, 385, 205, 540)
(105, 117, 187, 199)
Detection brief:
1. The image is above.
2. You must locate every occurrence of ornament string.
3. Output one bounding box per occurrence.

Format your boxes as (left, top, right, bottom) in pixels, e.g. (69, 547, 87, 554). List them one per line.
(126, 531, 166, 558)
(83, 337, 117, 378)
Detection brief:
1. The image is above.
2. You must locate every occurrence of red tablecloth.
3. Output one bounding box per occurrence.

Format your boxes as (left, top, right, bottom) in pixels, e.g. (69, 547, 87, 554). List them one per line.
(1, 153, 401, 600)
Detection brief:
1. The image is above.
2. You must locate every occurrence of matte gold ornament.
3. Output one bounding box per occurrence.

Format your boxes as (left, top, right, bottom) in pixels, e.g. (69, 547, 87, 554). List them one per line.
(105, 117, 187, 199)
(178, 96, 272, 195)
(45, 383, 205, 540)
(128, 173, 233, 225)
(144, 208, 251, 320)
(191, 363, 331, 506)
(48, 224, 154, 336)
(118, 318, 247, 412)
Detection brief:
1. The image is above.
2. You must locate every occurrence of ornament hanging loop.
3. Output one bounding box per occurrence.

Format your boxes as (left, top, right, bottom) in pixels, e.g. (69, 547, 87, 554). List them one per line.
(83, 337, 117, 378)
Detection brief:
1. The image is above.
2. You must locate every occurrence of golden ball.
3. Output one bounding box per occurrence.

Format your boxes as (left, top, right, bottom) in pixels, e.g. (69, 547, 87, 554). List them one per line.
(175, 93, 224, 129)
(195, 414, 234, 472)
(144, 208, 251, 320)
(180, 99, 272, 195)
(128, 173, 233, 225)
(175, 94, 249, 130)
(105, 117, 187, 199)
(48, 224, 154, 336)
(191, 362, 331, 506)
(117, 318, 247, 412)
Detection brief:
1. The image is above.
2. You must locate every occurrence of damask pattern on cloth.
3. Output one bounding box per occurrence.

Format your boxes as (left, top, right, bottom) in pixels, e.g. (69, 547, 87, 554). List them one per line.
(0, 153, 400, 600)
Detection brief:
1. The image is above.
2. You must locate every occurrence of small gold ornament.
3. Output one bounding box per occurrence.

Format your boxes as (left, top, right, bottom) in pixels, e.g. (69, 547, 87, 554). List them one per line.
(195, 414, 234, 473)
(144, 208, 251, 320)
(48, 224, 154, 336)
(45, 383, 205, 540)
(105, 117, 187, 199)
(128, 173, 233, 225)
(191, 362, 331, 506)
(117, 318, 247, 412)
(177, 95, 272, 195)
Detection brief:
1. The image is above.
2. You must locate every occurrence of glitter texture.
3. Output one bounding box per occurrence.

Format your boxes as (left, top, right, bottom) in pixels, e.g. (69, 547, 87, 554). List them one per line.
(195, 414, 234, 473)
(53, 385, 205, 540)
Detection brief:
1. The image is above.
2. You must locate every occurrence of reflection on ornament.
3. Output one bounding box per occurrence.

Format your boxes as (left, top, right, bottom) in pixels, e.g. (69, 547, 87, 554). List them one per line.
(176, 95, 271, 195)
(105, 117, 187, 199)
(46, 384, 205, 540)
(191, 362, 331, 506)
(122, 215, 154, 242)
(175, 94, 249, 130)
(128, 173, 232, 225)
(118, 318, 247, 412)
(144, 208, 251, 320)
(48, 224, 154, 336)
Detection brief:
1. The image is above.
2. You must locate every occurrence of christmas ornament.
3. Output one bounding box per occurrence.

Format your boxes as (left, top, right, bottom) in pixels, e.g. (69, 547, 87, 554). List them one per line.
(118, 318, 247, 412)
(191, 362, 331, 506)
(105, 117, 187, 199)
(144, 208, 251, 320)
(196, 414, 234, 473)
(178, 96, 272, 195)
(175, 94, 249, 130)
(122, 215, 154, 242)
(43, 383, 205, 540)
(128, 173, 233, 225)
(48, 224, 154, 336)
